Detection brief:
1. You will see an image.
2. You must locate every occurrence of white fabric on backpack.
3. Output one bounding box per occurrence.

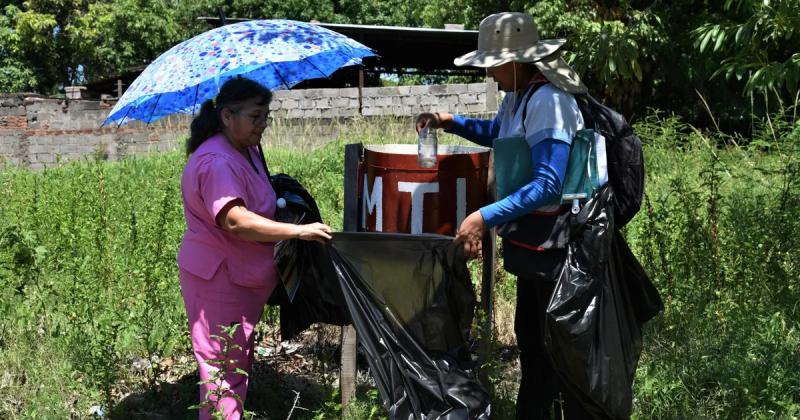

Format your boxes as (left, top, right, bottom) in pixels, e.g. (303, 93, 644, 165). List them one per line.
(594, 131, 609, 187)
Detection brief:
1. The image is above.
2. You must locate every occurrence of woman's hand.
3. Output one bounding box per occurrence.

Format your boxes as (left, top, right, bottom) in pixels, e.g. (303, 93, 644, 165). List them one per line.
(295, 222, 333, 244)
(454, 210, 485, 260)
(219, 200, 333, 243)
(415, 112, 454, 133)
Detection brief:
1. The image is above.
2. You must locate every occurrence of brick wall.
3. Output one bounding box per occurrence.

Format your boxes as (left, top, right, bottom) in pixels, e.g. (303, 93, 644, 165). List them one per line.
(0, 81, 499, 170)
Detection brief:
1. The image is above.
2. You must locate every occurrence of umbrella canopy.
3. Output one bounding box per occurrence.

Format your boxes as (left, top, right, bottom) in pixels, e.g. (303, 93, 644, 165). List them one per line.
(102, 19, 376, 126)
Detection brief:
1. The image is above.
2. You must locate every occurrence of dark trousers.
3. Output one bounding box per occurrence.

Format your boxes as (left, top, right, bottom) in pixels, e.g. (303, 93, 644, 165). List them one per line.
(513, 249, 596, 420)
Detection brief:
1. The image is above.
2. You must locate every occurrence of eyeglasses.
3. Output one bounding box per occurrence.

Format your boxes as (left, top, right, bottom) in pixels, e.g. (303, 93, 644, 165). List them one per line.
(229, 108, 271, 126)
(244, 110, 271, 126)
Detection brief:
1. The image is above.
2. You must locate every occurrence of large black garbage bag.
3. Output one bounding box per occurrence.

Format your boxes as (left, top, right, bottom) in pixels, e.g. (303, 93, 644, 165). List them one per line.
(330, 232, 490, 420)
(544, 186, 662, 419)
(269, 174, 350, 340)
(613, 229, 662, 327)
(268, 175, 490, 418)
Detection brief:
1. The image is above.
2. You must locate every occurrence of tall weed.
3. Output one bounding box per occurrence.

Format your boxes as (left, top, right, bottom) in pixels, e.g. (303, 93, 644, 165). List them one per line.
(0, 115, 797, 418)
(626, 112, 800, 418)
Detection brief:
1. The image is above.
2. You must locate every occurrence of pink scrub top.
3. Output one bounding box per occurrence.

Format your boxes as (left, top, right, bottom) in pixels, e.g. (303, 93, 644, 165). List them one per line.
(177, 133, 278, 290)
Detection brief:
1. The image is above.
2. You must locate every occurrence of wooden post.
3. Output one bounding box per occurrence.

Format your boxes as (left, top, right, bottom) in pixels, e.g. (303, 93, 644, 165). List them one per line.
(357, 67, 364, 115)
(340, 143, 363, 408)
(482, 149, 497, 322)
(340, 326, 357, 406)
(342, 143, 362, 232)
(217, 7, 227, 26)
(479, 149, 496, 384)
(116, 80, 124, 99)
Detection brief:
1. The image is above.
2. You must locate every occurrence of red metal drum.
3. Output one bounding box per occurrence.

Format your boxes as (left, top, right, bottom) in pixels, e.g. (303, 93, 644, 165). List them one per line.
(358, 144, 490, 236)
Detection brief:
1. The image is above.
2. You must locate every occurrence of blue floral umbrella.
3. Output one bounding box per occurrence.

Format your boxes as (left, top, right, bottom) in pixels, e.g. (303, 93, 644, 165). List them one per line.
(103, 19, 376, 126)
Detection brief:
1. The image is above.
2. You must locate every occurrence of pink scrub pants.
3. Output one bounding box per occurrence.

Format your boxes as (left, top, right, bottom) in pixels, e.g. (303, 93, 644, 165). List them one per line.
(180, 263, 274, 420)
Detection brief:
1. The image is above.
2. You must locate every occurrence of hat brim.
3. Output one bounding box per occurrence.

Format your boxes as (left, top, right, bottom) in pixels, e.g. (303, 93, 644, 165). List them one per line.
(454, 39, 566, 68)
(532, 54, 587, 94)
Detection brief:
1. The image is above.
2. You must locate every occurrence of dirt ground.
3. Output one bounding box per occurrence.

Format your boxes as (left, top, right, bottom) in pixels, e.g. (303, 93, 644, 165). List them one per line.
(110, 299, 521, 419)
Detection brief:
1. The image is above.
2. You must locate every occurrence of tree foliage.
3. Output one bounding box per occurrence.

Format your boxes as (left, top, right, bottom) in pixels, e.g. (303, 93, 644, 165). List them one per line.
(0, 4, 38, 91)
(692, 0, 800, 107)
(0, 0, 797, 131)
(0, 0, 436, 94)
(72, 0, 186, 84)
(1, 0, 189, 94)
(527, 0, 666, 115)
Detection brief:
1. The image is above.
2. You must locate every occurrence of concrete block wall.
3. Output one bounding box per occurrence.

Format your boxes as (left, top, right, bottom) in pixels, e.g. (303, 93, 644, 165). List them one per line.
(1, 94, 190, 170)
(268, 82, 498, 119)
(1, 81, 500, 170)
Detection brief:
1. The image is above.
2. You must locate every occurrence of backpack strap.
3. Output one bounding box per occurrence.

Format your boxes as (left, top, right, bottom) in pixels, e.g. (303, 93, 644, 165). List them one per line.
(575, 94, 603, 132)
(519, 81, 550, 130)
(256, 143, 272, 180)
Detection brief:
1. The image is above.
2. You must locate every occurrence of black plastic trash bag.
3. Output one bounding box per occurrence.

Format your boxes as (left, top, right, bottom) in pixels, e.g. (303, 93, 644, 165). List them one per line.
(269, 174, 490, 419)
(270, 173, 350, 341)
(544, 185, 662, 419)
(330, 232, 489, 420)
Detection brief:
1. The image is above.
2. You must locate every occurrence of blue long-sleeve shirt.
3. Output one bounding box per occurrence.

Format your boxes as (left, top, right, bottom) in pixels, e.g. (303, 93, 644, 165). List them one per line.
(445, 85, 582, 228)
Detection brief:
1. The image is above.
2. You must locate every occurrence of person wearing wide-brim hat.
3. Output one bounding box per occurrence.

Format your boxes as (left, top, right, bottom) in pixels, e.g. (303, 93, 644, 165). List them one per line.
(416, 12, 596, 420)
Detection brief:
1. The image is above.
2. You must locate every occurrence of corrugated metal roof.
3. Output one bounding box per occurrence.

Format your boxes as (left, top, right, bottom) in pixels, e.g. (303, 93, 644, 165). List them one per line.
(85, 18, 483, 96)
(199, 17, 480, 72)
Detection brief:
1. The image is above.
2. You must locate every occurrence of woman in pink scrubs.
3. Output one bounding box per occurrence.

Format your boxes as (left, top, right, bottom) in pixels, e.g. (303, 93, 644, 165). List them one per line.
(177, 77, 332, 419)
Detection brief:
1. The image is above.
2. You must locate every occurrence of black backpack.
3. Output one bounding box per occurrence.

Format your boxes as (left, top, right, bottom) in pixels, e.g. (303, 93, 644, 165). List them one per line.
(576, 95, 645, 227)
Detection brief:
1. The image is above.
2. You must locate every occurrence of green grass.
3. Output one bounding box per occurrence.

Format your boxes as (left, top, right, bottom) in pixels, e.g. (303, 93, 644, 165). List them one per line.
(623, 113, 800, 419)
(1, 114, 799, 418)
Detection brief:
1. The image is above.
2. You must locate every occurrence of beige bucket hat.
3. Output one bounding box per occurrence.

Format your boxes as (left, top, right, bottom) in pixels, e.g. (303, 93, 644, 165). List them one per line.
(454, 12, 587, 94)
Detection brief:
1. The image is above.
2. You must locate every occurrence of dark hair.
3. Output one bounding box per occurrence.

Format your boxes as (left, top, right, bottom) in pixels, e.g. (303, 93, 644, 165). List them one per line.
(186, 77, 272, 155)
